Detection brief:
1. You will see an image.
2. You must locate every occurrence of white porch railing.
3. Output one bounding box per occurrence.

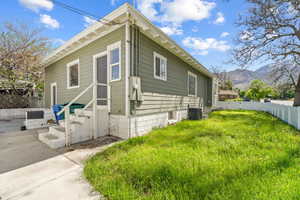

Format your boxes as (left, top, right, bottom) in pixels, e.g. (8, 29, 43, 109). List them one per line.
(216, 101, 300, 130)
(57, 82, 97, 146)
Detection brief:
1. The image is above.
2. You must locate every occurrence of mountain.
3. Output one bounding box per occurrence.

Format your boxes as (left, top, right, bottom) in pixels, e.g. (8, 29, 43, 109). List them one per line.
(225, 65, 273, 90)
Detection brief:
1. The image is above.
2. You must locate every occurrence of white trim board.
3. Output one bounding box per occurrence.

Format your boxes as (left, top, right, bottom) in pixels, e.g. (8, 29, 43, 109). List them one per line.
(153, 51, 167, 81)
(107, 41, 122, 82)
(188, 71, 197, 97)
(92, 51, 111, 112)
(125, 22, 130, 117)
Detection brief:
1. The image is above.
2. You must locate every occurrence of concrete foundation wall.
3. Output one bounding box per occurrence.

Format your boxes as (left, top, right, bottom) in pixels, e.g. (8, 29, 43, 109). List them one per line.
(25, 109, 55, 129)
(109, 110, 188, 139)
(0, 108, 52, 120)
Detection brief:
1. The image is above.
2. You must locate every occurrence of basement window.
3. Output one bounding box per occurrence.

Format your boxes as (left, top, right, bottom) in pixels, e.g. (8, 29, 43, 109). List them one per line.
(168, 111, 177, 122)
(67, 59, 80, 89)
(188, 71, 197, 96)
(154, 52, 167, 81)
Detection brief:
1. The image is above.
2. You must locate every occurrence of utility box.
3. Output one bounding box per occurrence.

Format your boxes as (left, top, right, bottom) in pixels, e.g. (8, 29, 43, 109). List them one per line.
(129, 76, 143, 102)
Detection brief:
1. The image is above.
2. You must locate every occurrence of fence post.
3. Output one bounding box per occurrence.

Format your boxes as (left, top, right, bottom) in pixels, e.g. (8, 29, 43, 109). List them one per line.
(65, 107, 70, 147)
(287, 107, 291, 125)
(297, 107, 300, 130)
(93, 82, 97, 139)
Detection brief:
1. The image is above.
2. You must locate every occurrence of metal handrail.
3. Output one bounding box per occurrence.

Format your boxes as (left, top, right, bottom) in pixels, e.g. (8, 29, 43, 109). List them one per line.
(57, 82, 96, 147)
(57, 82, 95, 116)
(79, 99, 95, 114)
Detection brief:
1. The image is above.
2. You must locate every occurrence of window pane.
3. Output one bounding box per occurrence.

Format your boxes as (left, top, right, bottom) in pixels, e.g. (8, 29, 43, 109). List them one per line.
(110, 48, 119, 64)
(97, 56, 107, 84)
(155, 57, 160, 77)
(168, 111, 174, 120)
(161, 59, 166, 79)
(189, 75, 196, 95)
(70, 64, 78, 87)
(111, 65, 119, 80)
(97, 85, 107, 99)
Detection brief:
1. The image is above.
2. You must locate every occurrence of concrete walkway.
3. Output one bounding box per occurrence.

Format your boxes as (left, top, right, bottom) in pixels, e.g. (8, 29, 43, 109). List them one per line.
(0, 141, 116, 200)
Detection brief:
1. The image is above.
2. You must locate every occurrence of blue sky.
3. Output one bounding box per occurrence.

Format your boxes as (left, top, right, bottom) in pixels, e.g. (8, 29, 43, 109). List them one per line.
(1, 0, 250, 71)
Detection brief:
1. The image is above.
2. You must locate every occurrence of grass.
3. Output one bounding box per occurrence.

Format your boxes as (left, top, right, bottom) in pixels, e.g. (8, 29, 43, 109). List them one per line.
(84, 110, 300, 200)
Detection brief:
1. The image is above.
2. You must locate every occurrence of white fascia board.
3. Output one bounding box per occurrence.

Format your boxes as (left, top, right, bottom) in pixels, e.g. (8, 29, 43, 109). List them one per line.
(127, 5, 214, 78)
(43, 3, 131, 68)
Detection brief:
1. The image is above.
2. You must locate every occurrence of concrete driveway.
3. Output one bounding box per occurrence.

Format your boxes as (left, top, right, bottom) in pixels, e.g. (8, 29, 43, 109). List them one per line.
(0, 129, 60, 174)
(0, 119, 25, 134)
(0, 130, 120, 200)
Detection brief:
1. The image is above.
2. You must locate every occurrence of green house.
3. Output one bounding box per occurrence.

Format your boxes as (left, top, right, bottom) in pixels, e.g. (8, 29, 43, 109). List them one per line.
(41, 3, 217, 146)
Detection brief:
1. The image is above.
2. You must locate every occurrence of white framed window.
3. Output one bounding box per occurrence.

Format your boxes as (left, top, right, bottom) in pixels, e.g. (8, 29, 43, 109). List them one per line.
(108, 41, 121, 82)
(50, 82, 57, 106)
(168, 111, 177, 123)
(153, 52, 167, 81)
(67, 59, 80, 89)
(188, 71, 197, 96)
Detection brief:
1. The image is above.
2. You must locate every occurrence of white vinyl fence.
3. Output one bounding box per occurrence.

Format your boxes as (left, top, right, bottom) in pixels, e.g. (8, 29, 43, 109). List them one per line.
(216, 101, 300, 130)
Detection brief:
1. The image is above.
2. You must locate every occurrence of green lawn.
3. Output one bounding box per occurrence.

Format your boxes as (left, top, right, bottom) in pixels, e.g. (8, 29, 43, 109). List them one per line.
(84, 110, 300, 200)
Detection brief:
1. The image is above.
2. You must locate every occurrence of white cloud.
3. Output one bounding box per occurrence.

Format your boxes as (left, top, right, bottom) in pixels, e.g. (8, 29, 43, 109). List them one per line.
(239, 31, 254, 41)
(40, 14, 60, 29)
(160, 25, 183, 35)
(192, 26, 199, 32)
(83, 16, 97, 27)
(214, 12, 225, 24)
(197, 50, 209, 55)
(52, 38, 65, 46)
(182, 36, 231, 55)
(161, 0, 216, 24)
(19, 0, 53, 12)
(137, 0, 215, 24)
(111, 0, 118, 5)
(137, 0, 162, 21)
(220, 32, 229, 38)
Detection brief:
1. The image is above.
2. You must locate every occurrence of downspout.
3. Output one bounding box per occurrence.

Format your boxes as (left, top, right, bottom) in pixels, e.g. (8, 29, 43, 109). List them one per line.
(125, 13, 132, 138)
(125, 20, 130, 117)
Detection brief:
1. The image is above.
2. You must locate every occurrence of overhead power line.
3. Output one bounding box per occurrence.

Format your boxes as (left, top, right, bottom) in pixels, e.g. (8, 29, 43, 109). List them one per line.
(49, 0, 120, 25)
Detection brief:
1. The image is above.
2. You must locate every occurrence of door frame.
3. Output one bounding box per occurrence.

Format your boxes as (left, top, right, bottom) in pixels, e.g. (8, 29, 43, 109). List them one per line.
(93, 51, 110, 111)
(50, 82, 57, 107)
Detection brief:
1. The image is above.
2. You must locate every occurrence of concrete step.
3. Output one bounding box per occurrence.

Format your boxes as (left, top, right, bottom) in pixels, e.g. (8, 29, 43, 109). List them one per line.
(77, 114, 91, 119)
(59, 120, 83, 129)
(49, 126, 65, 136)
(38, 132, 65, 149)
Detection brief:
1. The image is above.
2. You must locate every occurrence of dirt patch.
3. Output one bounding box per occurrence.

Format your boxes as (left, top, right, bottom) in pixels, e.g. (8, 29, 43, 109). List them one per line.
(60, 136, 122, 153)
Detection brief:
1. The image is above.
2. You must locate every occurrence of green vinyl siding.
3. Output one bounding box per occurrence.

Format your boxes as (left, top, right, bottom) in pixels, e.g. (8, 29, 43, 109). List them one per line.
(44, 26, 126, 115)
(139, 33, 212, 106)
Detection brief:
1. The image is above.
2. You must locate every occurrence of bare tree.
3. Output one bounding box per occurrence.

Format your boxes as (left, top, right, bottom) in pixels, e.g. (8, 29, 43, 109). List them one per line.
(0, 22, 50, 97)
(271, 60, 298, 88)
(209, 65, 233, 90)
(232, 0, 300, 106)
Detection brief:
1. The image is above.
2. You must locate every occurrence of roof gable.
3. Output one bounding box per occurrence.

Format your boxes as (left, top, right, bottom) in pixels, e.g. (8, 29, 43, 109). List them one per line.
(43, 3, 214, 78)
